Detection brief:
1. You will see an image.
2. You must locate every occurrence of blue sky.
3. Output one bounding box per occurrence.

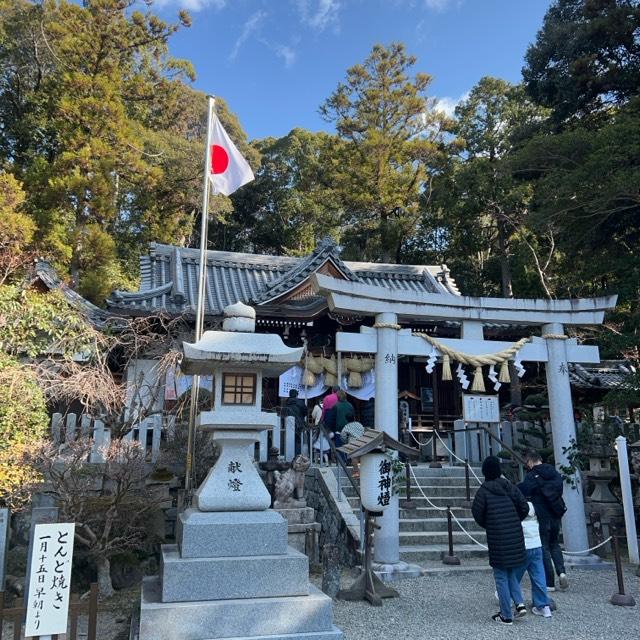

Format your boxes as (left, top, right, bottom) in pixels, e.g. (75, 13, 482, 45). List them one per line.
(154, 0, 553, 140)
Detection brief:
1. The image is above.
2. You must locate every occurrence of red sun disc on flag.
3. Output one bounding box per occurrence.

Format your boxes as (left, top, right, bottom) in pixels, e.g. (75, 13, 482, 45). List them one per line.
(211, 144, 229, 174)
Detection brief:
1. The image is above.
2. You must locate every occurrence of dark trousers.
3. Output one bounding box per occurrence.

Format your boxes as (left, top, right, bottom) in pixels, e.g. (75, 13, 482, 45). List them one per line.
(539, 516, 565, 587)
(333, 433, 347, 465)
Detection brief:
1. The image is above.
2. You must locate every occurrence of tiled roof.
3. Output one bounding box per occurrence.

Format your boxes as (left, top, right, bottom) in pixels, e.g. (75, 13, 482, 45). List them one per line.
(106, 239, 460, 317)
(569, 362, 634, 390)
(34, 261, 124, 329)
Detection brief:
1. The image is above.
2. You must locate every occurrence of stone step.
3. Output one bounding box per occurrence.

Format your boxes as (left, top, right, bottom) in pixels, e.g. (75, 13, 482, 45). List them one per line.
(139, 578, 339, 640)
(346, 495, 473, 509)
(399, 530, 487, 546)
(398, 506, 474, 519)
(400, 544, 488, 562)
(330, 465, 481, 480)
(399, 517, 483, 533)
(160, 545, 309, 602)
(340, 485, 475, 498)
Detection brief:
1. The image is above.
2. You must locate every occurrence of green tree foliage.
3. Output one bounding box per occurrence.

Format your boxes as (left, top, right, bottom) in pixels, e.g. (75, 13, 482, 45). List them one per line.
(320, 43, 451, 262)
(226, 129, 340, 255)
(0, 353, 48, 510)
(513, 98, 640, 356)
(0, 281, 99, 510)
(0, 0, 256, 303)
(0, 171, 35, 283)
(436, 78, 549, 298)
(517, 0, 640, 359)
(523, 0, 640, 125)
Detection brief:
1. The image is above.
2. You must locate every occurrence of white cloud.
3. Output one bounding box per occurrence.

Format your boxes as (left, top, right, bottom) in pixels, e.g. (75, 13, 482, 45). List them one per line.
(153, 0, 226, 12)
(434, 92, 469, 118)
(229, 10, 267, 61)
(424, 0, 462, 12)
(273, 44, 297, 68)
(295, 0, 341, 32)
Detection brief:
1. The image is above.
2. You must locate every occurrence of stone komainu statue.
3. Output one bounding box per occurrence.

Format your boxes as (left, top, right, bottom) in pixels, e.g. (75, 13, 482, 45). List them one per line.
(274, 454, 311, 505)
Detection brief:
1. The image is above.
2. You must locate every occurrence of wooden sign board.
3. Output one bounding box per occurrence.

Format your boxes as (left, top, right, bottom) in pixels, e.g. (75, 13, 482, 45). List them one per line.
(462, 394, 500, 424)
(25, 522, 75, 638)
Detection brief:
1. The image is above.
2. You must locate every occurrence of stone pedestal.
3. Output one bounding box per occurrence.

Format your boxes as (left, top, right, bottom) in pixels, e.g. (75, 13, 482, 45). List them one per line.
(138, 508, 341, 640)
(275, 507, 322, 555)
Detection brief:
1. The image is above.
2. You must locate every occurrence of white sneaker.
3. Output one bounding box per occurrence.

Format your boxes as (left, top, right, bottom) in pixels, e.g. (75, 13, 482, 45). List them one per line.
(547, 585, 556, 592)
(559, 572, 569, 589)
(532, 606, 552, 618)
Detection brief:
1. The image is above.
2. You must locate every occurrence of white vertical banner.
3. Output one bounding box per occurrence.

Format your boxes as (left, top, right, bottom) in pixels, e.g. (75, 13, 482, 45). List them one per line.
(25, 523, 75, 637)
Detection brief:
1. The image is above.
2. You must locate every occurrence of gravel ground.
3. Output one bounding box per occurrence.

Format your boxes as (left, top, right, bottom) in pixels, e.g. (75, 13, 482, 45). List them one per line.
(321, 566, 640, 640)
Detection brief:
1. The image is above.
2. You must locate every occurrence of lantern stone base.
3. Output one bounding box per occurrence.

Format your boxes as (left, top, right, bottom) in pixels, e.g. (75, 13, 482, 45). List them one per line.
(160, 544, 309, 602)
(178, 509, 287, 558)
(138, 578, 342, 640)
(137, 505, 342, 640)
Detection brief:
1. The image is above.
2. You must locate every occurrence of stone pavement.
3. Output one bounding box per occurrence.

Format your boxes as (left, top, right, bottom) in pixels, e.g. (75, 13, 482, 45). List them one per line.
(316, 566, 639, 640)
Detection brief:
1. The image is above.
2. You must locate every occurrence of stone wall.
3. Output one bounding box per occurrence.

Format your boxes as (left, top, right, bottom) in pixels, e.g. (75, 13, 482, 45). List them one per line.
(304, 466, 360, 567)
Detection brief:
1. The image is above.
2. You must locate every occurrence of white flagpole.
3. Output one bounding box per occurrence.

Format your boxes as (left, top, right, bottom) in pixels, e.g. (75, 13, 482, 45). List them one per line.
(185, 95, 216, 498)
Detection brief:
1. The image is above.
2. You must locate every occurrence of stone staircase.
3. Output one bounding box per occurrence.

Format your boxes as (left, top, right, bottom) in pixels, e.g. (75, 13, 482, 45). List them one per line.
(337, 464, 489, 565)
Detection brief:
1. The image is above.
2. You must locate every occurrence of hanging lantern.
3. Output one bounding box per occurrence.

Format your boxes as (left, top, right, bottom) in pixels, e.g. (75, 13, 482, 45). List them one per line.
(360, 453, 393, 512)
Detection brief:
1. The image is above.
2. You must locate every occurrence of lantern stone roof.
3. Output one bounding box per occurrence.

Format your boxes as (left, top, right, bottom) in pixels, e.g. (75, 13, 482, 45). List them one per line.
(337, 429, 419, 459)
(181, 330, 304, 376)
(106, 238, 460, 319)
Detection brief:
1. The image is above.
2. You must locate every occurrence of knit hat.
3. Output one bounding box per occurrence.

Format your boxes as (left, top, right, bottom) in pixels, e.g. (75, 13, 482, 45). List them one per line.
(481, 456, 502, 481)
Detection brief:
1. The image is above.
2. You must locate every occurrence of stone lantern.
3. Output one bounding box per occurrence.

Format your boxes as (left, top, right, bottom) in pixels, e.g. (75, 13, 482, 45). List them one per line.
(181, 302, 302, 512)
(137, 302, 343, 640)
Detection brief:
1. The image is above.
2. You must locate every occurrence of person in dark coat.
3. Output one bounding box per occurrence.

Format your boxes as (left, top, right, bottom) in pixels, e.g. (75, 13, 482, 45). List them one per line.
(361, 397, 375, 428)
(472, 456, 529, 625)
(518, 449, 568, 591)
(284, 390, 307, 455)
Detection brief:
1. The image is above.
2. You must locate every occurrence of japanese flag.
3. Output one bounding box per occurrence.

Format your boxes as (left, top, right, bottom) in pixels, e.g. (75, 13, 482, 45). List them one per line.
(208, 111, 254, 196)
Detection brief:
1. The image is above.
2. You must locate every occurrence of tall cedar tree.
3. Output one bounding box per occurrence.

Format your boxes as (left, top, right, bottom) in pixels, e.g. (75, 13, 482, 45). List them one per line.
(320, 43, 451, 263)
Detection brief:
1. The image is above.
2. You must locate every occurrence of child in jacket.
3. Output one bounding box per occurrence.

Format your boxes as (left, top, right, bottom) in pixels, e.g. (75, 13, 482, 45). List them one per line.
(515, 502, 553, 618)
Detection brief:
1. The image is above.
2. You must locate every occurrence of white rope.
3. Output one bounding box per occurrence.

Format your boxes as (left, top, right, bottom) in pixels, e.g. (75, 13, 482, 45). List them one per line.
(414, 333, 529, 368)
(450, 510, 489, 550)
(562, 537, 613, 555)
(407, 459, 489, 550)
(408, 464, 448, 511)
(407, 431, 433, 449)
(433, 430, 482, 485)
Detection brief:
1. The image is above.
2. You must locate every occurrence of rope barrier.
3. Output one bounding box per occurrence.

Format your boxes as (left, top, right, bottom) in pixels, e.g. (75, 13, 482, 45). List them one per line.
(563, 537, 613, 555)
(542, 334, 569, 340)
(433, 430, 483, 485)
(450, 511, 489, 550)
(407, 431, 433, 449)
(408, 464, 454, 512)
(407, 464, 488, 548)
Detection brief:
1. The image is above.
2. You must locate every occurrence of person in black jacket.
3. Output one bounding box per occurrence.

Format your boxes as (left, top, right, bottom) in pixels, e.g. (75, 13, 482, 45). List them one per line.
(472, 456, 529, 625)
(284, 390, 308, 455)
(518, 449, 568, 591)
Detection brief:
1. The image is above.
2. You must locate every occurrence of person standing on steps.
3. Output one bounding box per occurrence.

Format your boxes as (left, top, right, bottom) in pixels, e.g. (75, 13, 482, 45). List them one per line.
(472, 456, 530, 626)
(519, 449, 569, 592)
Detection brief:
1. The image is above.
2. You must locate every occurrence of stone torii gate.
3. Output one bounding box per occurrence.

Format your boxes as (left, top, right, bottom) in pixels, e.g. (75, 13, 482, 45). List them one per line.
(311, 273, 617, 571)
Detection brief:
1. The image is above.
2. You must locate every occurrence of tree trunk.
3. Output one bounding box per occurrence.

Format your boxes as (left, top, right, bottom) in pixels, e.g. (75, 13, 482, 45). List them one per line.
(496, 220, 513, 298)
(96, 556, 114, 598)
